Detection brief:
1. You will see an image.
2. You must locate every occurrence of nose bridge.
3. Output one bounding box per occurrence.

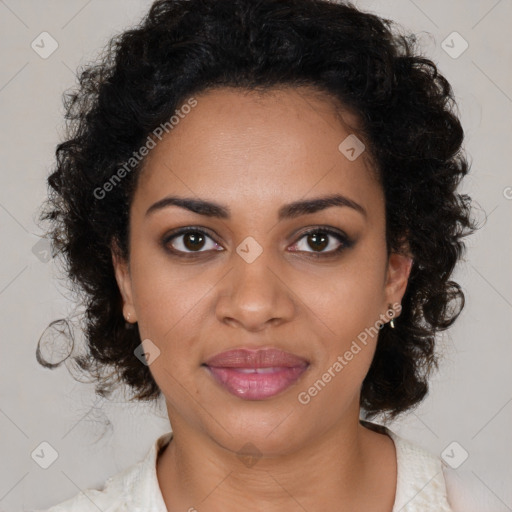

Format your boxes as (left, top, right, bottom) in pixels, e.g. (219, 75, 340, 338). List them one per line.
(216, 236, 293, 330)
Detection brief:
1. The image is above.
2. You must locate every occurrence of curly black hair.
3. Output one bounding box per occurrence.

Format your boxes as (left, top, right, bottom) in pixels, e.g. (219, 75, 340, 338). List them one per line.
(37, 0, 476, 420)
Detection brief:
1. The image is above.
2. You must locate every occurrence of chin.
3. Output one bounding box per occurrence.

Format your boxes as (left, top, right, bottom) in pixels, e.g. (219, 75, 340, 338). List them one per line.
(201, 401, 309, 456)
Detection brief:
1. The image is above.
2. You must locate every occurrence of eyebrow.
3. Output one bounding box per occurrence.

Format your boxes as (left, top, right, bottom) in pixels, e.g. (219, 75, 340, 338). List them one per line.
(145, 193, 367, 220)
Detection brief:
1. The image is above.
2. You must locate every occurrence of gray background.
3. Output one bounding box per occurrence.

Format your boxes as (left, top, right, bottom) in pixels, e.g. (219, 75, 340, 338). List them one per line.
(0, 1, 510, 511)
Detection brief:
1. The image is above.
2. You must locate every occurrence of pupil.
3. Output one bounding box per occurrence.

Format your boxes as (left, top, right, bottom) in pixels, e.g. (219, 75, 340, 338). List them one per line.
(184, 232, 205, 251)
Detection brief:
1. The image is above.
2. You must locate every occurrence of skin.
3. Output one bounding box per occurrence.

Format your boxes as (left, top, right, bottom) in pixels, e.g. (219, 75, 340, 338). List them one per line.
(113, 86, 413, 512)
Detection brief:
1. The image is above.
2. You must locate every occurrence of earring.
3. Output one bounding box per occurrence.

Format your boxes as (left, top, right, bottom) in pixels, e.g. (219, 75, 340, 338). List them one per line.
(388, 303, 396, 329)
(125, 312, 131, 322)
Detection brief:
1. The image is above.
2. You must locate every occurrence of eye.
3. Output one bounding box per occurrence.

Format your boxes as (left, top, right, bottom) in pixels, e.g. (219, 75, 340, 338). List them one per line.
(162, 227, 223, 256)
(289, 227, 353, 257)
(162, 226, 353, 259)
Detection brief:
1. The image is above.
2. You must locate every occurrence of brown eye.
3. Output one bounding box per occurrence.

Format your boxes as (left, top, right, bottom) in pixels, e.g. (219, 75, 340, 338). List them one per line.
(290, 227, 353, 257)
(163, 228, 222, 255)
(182, 232, 206, 251)
(306, 232, 329, 251)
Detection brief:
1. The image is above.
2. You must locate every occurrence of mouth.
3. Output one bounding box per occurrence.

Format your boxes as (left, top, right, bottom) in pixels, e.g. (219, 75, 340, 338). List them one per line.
(202, 348, 310, 400)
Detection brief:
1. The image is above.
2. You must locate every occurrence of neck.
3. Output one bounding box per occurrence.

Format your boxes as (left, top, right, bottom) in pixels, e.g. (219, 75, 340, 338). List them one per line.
(156, 413, 396, 512)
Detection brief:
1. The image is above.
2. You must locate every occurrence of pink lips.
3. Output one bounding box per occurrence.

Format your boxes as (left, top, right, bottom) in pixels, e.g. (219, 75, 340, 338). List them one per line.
(203, 348, 309, 400)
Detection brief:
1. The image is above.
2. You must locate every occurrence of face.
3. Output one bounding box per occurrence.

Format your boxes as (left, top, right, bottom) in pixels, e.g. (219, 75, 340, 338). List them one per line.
(113, 86, 412, 456)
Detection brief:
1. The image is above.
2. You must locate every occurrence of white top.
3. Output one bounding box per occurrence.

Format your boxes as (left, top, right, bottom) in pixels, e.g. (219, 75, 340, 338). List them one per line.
(35, 423, 460, 512)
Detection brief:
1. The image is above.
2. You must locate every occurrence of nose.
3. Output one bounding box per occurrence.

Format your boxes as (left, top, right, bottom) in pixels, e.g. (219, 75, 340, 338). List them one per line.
(215, 246, 295, 332)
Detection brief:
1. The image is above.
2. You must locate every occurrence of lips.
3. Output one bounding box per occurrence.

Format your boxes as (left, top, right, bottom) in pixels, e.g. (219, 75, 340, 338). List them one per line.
(203, 348, 309, 400)
(204, 348, 309, 369)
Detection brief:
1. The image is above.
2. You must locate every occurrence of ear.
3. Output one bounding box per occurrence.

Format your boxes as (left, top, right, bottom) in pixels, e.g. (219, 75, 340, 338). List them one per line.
(111, 240, 137, 323)
(384, 251, 413, 316)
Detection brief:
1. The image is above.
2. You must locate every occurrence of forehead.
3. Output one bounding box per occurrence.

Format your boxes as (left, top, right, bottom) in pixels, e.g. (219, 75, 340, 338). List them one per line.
(132, 86, 380, 217)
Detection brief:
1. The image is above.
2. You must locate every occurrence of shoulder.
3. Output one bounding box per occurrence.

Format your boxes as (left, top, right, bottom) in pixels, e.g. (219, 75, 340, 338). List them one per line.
(34, 432, 172, 512)
(361, 420, 464, 512)
(34, 462, 141, 512)
(386, 427, 467, 512)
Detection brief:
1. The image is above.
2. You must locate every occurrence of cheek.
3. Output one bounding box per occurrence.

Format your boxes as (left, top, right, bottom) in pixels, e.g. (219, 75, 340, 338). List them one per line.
(298, 245, 387, 394)
(297, 267, 385, 411)
(306, 252, 387, 338)
(129, 249, 207, 340)
(297, 341, 377, 419)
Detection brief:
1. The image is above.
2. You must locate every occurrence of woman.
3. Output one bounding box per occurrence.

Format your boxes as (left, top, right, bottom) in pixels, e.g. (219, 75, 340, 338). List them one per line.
(36, 0, 475, 510)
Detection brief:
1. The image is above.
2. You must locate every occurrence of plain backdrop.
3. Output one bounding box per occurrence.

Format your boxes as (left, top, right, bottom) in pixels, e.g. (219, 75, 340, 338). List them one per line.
(0, 1, 510, 511)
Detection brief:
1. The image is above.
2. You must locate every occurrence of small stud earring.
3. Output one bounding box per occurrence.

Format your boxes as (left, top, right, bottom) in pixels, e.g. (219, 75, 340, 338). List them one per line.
(125, 312, 131, 322)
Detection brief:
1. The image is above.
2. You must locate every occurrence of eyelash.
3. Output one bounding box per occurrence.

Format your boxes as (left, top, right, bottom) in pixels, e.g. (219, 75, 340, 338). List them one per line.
(161, 226, 353, 259)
